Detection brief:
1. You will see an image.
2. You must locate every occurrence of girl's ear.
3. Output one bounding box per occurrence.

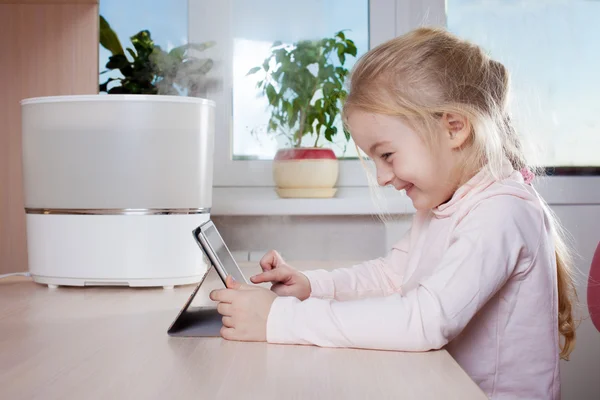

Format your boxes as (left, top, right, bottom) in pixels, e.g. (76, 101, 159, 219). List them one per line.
(441, 113, 471, 149)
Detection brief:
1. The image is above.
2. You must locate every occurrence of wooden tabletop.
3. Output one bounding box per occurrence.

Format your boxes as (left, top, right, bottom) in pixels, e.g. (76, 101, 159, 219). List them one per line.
(0, 263, 486, 400)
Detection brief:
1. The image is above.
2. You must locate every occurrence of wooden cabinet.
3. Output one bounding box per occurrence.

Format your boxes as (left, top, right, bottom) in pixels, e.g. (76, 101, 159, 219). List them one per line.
(0, 0, 99, 274)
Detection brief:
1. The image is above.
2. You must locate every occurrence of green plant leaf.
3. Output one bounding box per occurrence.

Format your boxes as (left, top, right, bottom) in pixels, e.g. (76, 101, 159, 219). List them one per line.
(130, 30, 155, 60)
(323, 82, 336, 98)
(166, 42, 214, 63)
(339, 90, 348, 103)
(99, 15, 124, 55)
(107, 85, 129, 94)
(335, 66, 348, 78)
(253, 30, 356, 143)
(149, 47, 176, 76)
(106, 54, 129, 70)
(247, 66, 261, 75)
(178, 58, 214, 75)
(289, 107, 298, 127)
(168, 46, 185, 61)
(344, 127, 351, 141)
(284, 100, 293, 116)
(337, 44, 346, 65)
(100, 24, 215, 96)
(274, 48, 288, 65)
(126, 48, 137, 60)
(173, 41, 216, 55)
(326, 126, 338, 142)
(268, 119, 278, 132)
(99, 77, 118, 93)
(345, 40, 357, 57)
(266, 84, 277, 105)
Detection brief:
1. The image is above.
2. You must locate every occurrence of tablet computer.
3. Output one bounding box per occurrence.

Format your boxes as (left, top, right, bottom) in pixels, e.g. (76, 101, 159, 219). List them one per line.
(192, 220, 248, 285)
(166, 268, 222, 337)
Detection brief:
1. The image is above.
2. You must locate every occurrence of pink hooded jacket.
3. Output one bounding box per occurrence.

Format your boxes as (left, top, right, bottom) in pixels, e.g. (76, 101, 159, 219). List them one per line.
(266, 163, 560, 399)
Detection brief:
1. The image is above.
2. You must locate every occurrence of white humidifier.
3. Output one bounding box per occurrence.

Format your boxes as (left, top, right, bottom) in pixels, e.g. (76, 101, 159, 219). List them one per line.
(20, 95, 214, 289)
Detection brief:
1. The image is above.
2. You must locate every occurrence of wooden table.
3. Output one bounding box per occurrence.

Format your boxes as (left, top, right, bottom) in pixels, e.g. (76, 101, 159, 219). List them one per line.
(0, 263, 486, 400)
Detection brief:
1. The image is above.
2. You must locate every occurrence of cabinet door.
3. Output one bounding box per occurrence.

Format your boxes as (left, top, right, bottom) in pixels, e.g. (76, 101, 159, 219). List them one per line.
(0, 2, 98, 274)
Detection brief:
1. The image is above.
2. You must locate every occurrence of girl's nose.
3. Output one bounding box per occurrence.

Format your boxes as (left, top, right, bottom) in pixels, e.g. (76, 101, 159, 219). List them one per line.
(377, 168, 395, 187)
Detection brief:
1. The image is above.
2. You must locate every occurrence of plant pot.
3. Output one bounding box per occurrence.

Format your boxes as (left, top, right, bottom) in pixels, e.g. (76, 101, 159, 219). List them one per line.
(273, 147, 339, 198)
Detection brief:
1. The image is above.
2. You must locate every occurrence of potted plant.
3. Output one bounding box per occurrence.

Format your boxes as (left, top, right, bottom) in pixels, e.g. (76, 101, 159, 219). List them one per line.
(247, 31, 357, 198)
(99, 16, 216, 96)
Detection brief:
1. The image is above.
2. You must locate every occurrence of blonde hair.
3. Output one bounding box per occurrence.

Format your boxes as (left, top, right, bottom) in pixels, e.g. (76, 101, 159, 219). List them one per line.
(344, 27, 577, 360)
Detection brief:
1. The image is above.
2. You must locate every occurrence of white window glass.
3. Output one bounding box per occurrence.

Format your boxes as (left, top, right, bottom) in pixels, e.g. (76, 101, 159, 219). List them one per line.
(447, 0, 600, 168)
(231, 0, 370, 160)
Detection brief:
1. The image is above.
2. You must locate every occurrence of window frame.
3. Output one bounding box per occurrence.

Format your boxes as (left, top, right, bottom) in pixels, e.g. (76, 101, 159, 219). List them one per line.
(189, 0, 599, 193)
(189, 0, 446, 187)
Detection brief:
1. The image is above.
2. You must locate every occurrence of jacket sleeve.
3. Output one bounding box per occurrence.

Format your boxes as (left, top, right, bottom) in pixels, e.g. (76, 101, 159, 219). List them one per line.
(301, 231, 410, 301)
(266, 197, 541, 351)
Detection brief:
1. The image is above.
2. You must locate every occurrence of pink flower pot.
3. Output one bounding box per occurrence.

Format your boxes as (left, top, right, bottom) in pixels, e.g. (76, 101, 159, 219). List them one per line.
(273, 148, 339, 198)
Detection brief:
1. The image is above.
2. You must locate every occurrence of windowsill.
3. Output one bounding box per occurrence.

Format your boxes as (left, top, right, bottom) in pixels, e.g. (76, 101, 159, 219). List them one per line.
(211, 175, 600, 216)
(211, 186, 416, 216)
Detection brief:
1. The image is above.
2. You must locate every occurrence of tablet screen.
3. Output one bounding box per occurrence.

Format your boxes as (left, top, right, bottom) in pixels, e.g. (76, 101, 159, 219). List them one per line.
(203, 223, 247, 284)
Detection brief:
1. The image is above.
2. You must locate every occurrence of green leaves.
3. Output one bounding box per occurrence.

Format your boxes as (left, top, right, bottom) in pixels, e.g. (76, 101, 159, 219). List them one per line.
(99, 15, 124, 56)
(98, 15, 215, 96)
(322, 82, 335, 98)
(105, 54, 129, 70)
(346, 40, 357, 57)
(337, 43, 346, 65)
(99, 77, 118, 93)
(247, 66, 261, 76)
(248, 29, 358, 148)
(324, 126, 337, 141)
(266, 84, 277, 106)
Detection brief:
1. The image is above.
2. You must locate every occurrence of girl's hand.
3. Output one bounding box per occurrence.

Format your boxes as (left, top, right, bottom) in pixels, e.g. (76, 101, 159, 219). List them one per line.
(209, 275, 277, 342)
(250, 250, 311, 300)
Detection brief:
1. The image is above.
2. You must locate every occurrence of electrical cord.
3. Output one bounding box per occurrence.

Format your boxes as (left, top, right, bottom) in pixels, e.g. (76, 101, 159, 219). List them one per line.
(0, 272, 31, 279)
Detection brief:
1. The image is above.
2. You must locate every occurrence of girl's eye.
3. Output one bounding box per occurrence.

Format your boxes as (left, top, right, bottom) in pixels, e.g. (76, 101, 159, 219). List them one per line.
(381, 152, 393, 161)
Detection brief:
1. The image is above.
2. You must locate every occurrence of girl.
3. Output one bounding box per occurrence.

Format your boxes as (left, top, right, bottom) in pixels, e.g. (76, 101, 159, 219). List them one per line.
(209, 27, 577, 399)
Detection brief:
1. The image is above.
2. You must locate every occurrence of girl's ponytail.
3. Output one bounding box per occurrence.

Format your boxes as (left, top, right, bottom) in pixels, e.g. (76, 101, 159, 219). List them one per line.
(553, 215, 578, 360)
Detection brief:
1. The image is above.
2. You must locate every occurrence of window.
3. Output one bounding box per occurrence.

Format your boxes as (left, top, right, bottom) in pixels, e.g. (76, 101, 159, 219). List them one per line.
(230, 0, 369, 161)
(190, 0, 400, 187)
(447, 0, 600, 170)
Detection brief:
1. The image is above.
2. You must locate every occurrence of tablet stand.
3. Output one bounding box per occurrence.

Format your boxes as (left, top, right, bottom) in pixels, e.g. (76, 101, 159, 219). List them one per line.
(167, 264, 224, 337)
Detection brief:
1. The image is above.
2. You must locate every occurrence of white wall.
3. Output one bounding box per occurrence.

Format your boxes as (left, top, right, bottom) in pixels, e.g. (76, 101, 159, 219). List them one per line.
(212, 214, 412, 262)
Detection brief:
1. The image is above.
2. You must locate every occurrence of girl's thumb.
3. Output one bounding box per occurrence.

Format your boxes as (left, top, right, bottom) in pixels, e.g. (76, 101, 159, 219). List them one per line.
(225, 275, 242, 289)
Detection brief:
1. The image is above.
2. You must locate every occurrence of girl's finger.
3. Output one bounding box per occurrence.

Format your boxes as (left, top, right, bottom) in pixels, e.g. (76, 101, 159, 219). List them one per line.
(251, 267, 290, 284)
(220, 326, 236, 340)
(209, 288, 236, 303)
(222, 316, 234, 328)
(259, 250, 283, 271)
(251, 270, 277, 284)
(217, 302, 233, 316)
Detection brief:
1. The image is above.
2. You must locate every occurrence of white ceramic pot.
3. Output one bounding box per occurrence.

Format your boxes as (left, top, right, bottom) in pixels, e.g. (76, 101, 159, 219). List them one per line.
(20, 94, 215, 288)
(272, 148, 339, 198)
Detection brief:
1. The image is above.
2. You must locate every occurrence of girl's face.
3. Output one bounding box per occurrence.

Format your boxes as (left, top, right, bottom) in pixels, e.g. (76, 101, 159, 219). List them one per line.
(348, 110, 469, 211)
